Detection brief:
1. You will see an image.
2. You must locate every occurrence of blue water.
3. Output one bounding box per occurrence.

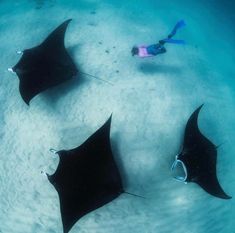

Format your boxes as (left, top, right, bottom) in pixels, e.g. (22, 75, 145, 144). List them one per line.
(0, 0, 234, 232)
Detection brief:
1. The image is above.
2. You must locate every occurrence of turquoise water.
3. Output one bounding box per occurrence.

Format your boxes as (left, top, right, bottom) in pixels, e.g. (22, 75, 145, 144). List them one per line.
(0, 0, 234, 232)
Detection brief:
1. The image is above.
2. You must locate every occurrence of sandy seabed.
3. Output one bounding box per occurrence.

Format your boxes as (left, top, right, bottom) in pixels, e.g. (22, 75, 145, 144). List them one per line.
(0, 0, 234, 232)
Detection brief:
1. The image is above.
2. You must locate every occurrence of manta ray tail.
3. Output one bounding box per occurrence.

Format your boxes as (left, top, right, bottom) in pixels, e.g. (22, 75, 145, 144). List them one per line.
(80, 72, 114, 86)
(124, 191, 146, 199)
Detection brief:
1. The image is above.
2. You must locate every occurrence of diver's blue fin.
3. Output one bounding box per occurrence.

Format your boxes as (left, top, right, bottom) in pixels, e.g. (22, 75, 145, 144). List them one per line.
(163, 38, 185, 44)
(168, 20, 186, 38)
(175, 20, 186, 29)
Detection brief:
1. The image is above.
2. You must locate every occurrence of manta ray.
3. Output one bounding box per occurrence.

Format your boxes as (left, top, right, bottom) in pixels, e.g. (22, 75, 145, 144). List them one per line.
(171, 105, 231, 199)
(9, 19, 78, 104)
(47, 116, 143, 233)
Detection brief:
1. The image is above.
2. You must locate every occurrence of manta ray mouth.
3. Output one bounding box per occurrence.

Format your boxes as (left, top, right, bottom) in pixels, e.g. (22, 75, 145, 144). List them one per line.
(171, 158, 188, 183)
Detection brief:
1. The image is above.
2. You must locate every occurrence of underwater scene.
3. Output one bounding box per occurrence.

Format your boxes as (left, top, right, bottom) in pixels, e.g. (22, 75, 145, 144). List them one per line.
(0, 0, 234, 232)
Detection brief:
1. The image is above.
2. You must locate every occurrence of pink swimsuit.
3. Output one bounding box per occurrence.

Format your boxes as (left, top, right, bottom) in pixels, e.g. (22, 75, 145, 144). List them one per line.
(137, 46, 153, 58)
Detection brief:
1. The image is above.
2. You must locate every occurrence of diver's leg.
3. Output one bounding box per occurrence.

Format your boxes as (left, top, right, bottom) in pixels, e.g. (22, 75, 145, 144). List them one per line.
(159, 39, 166, 45)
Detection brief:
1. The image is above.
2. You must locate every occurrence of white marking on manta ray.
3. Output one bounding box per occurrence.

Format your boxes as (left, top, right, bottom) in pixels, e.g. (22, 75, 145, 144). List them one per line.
(7, 68, 15, 73)
(49, 148, 58, 154)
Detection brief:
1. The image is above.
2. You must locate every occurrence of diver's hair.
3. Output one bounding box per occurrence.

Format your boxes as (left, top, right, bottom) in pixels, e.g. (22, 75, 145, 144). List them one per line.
(131, 46, 139, 56)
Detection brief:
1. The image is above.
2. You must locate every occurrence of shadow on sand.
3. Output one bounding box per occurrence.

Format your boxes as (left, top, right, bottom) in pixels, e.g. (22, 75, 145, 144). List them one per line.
(67, 44, 83, 59)
(41, 75, 86, 105)
(138, 63, 183, 75)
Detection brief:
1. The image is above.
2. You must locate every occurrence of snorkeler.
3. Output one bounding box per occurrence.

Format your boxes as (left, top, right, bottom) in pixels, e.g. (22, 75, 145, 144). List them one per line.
(131, 20, 186, 57)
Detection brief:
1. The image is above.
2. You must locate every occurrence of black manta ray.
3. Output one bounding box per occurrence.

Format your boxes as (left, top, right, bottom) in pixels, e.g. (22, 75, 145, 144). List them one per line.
(171, 105, 231, 199)
(47, 116, 131, 233)
(10, 19, 78, 104)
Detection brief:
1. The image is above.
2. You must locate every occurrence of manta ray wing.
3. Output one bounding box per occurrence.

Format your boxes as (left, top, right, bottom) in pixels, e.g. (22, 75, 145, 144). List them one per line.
(12, 19, 78, 105)
(195, 173, 231, 199)
(47, 116, 123, 233)
(184, 104, 216, 151)
(174, 105, 231, 199)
